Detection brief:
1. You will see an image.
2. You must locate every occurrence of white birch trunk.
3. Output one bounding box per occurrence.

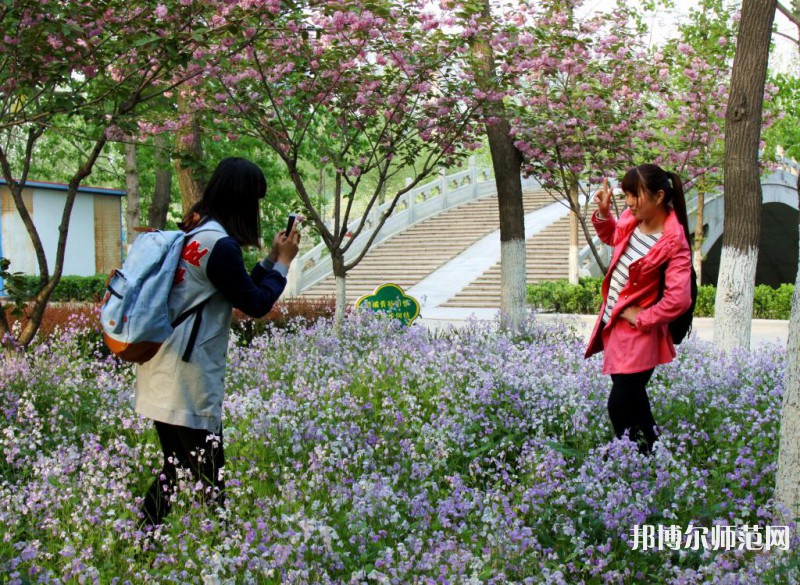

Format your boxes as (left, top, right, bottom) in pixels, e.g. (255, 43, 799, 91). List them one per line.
(713, 245, 757, 351)
(568, 211, 579, 285)
(694, 189, 705, 288)
(500, 238, 527, 329)
(693, 249, 703, 288)
(776, 261, 800, 519)
(334, 274, 347, 334)
(775, 181, 800, 520)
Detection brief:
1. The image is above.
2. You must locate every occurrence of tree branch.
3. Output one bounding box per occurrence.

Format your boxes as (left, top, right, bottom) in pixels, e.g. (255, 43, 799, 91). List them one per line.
(777, 1, 800, 27)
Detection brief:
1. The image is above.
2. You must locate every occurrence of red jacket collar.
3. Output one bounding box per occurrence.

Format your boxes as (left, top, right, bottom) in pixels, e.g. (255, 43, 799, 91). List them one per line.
(615, 208, 688, 267)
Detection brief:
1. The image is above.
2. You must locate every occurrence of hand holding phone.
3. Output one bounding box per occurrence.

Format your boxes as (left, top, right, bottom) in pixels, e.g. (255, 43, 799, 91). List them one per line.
(286, 213, 297, 235)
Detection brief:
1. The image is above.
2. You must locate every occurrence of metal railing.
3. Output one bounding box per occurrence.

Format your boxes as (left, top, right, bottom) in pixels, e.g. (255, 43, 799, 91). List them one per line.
(287, 158, 540, 295)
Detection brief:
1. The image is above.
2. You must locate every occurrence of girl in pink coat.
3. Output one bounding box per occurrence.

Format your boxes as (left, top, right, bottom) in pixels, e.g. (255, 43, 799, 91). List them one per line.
(585, 163, 693, 455)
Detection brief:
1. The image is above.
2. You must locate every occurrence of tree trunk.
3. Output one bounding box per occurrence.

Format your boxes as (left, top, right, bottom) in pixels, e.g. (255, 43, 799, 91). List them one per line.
(332, 253, 347, 335)
(174, 94, 205, 216)
(148, 133, 172, 230)
(473, 0, 527, 330)
(486, 118, 527, 329)
(578, 211, 608, 275)
(776, 182, 800, 520)
(694, 189, 705, 288)
(15, 136, 109, 348)
(568, 181, 580, 285)
(125, 143, 140, 247)
(714, 0, 776, 351)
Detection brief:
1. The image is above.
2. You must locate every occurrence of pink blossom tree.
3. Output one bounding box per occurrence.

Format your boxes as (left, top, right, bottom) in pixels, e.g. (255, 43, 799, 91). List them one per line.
(0, 0, 276, 348)
(484, 0, 738, 283)
(652, 0, 736, 284)
(457, 0, 528, 329)
(500, 0, 661, 276)
(206, 0, 483, 327)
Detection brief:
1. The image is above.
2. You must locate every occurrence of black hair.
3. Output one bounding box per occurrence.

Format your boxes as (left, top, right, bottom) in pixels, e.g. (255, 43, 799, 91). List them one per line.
(184, 157, 266, 247)
(620, 163, 691, 244)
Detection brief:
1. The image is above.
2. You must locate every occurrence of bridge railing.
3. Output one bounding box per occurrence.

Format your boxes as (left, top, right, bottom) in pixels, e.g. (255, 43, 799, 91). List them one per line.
(288, 158, 533, 295)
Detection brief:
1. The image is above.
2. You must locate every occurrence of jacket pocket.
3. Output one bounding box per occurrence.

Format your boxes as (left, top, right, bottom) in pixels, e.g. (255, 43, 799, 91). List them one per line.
(606, 318, 659, 371)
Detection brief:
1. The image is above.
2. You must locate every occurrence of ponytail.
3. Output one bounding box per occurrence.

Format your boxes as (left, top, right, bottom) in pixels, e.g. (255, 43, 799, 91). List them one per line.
(667, 171, 691, 246)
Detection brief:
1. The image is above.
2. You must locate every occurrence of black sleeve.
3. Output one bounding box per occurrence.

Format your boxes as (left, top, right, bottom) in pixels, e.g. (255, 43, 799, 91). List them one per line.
(206, 236, 287, 318)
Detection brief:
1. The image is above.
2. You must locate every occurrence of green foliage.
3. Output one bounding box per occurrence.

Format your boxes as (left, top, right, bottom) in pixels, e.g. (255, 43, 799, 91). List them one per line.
(15, 274, 107, 303)
(527, 278, 603, 314)
(5, 117, 124, 188)
(695, 284, 716, 317)
(527, 278, 794, 319)
(763, 73, 800, 162)
(0, 257, 35, 316)
(753, 283, 795, 319)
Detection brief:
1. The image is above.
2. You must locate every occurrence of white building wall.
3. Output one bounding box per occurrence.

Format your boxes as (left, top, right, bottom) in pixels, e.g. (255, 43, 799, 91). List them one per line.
(1, 190, 35, 274)
(2, 187, 101, 277)
(33, 189, 96, 277)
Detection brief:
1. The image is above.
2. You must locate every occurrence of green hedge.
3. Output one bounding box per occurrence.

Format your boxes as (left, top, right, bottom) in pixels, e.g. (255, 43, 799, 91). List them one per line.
(527, 278, 795, 320)
(15, 275, 108, 303)
(526, 278, 603, 315)
(6, 275, 795, 320)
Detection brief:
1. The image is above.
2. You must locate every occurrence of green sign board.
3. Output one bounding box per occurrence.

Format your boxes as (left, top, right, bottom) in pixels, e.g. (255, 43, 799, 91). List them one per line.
(355, 283, 421, 326)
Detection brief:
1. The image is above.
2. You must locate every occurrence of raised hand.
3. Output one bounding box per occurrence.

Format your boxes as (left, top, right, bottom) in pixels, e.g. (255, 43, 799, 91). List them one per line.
(594, 177, 613, 218)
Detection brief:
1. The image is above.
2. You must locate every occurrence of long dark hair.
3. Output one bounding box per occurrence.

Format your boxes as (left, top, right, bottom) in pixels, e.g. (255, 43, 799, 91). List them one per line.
(620, 163, 691, 244)
(181, 157, 266, 247)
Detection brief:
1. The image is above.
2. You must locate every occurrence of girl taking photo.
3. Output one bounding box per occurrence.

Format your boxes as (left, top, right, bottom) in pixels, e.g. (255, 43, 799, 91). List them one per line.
(136, 157, 300, 528)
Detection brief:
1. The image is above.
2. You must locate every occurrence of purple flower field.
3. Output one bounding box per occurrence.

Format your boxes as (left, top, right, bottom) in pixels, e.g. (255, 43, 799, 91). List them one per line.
(1, 312, 798, 583)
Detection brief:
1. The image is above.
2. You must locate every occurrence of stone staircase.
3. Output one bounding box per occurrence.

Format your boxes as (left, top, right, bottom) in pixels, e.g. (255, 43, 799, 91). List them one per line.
(441, 214, 573, 308)
(300, 189, 556, 304)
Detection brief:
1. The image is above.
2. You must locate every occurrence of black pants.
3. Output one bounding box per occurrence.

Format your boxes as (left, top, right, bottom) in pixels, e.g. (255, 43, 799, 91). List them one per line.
(608, 368, 657, 455)
(140, 421, 226, 528)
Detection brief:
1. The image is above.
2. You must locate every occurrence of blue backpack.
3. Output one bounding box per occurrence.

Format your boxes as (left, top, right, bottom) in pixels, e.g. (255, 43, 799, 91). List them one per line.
(101, 225, 220, 363)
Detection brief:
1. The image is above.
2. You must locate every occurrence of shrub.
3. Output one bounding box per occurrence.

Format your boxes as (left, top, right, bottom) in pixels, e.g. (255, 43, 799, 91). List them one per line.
(16, 274, 107, 303)
(3, 302, 106, 356)
(695, 284, 716, 317)
(528, 279, 794, 319)
(527, 278, 601, 314)
(232, 295, 337, 346)
(753, 283, 794, 319)
(3, 295, 336, 355)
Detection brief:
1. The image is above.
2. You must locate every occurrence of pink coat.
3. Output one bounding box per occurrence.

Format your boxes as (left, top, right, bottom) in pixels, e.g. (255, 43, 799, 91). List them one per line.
(585, 208, 693, 374)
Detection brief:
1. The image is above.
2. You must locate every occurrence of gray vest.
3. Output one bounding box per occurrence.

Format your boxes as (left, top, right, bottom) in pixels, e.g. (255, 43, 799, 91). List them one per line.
(135, 222, 232, 432)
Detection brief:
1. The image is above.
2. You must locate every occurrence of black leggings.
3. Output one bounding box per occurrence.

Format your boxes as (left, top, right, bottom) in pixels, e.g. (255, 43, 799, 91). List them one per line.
(140, 421, 226, 528)
(608, 369, 658, 454)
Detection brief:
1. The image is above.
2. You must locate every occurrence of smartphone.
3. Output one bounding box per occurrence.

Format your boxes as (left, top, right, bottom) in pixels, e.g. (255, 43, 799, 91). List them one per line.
(286, 213, 297, 234)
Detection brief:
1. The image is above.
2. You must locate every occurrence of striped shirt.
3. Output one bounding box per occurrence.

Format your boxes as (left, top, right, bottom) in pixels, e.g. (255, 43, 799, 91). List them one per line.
(602, 226, 662, 323)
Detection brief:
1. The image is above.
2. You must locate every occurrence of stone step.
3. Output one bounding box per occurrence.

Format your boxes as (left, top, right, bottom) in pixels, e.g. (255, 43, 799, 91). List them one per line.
(301, 190, 555, 298)
(300, 190, 576, 305)
(441, 215, 578, 308)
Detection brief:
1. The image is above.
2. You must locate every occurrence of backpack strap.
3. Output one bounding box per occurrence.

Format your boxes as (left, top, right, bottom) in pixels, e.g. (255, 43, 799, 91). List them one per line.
(170, 221, 228, 362)
(172, 299, 209, 362)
